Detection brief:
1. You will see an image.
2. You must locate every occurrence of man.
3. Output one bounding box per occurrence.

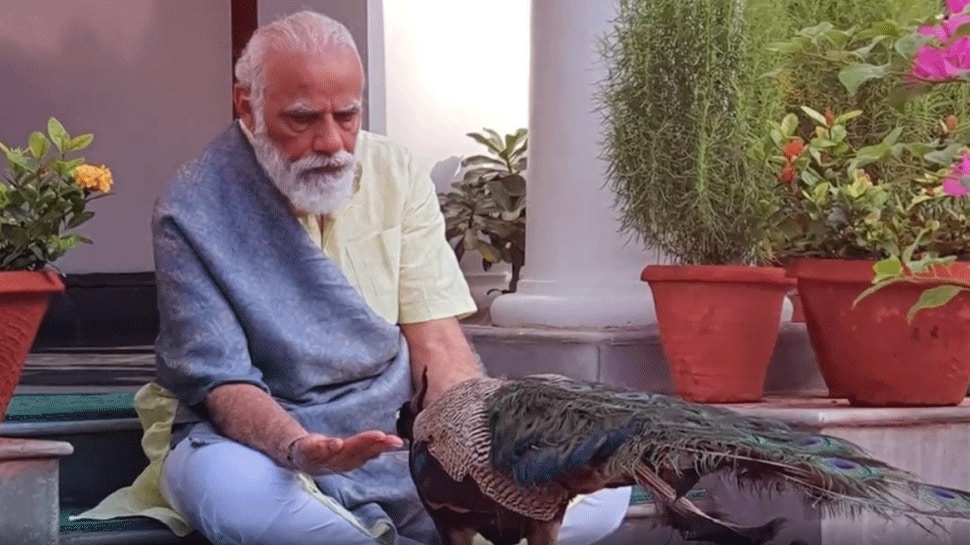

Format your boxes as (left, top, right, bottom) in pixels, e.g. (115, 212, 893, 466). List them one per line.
(77, 10, 631, 545)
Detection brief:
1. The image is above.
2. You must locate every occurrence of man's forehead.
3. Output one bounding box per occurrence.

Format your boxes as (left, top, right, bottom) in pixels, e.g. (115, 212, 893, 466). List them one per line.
(261, 46, 363, 107)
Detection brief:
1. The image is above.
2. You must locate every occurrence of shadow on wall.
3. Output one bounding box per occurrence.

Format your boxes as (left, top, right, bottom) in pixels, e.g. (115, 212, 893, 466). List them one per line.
(430, 156, 462, 193)
(0, 0, 232, 274)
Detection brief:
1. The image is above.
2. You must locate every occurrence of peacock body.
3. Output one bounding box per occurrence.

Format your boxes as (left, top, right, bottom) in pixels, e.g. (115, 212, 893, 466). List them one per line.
(396, 372, 970, 545)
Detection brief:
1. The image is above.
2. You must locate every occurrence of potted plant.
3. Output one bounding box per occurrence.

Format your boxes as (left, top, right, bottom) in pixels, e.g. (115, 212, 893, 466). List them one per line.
(440, 128, 526, 316)
(598, 0, 795, 403)
(0, 118, 113, 419)
(757, 0, 970, 406)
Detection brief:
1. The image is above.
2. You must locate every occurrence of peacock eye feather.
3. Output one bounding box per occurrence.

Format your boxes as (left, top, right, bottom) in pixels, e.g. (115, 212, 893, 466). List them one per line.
(919, 485, 970, 510)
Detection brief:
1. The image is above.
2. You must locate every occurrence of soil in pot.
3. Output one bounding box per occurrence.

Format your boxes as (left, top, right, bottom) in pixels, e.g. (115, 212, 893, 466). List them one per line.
(0, 271, 65, 420)
(788, 258, 970, 407)
(641, 264, 795, 403)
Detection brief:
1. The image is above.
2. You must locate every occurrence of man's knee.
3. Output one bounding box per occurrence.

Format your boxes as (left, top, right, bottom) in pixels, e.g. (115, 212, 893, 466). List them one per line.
(558, 486, 632, 545)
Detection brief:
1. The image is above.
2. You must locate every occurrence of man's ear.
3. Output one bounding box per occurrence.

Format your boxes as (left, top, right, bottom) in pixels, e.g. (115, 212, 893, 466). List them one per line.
(232, 83, 255, 129)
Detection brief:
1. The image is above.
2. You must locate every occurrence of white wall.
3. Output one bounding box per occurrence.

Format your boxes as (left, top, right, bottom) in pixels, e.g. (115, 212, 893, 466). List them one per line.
(0, 0, 233, 274)
(382, 0, 531, 193)
(382, 0, 531, 302)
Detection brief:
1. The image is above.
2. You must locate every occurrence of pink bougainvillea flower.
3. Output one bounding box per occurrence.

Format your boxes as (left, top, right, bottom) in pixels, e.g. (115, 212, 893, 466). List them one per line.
(912, 37, 970, 81)
(948, 0, 970, 14)
(942, 153, 970, 197)
(914, 47, 963, 79)
(919, 12, 970, 41)
(942, 177, 969, 196)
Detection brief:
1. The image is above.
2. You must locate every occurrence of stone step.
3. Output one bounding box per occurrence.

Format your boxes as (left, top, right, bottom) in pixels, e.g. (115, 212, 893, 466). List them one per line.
(0, 389, 202, 545)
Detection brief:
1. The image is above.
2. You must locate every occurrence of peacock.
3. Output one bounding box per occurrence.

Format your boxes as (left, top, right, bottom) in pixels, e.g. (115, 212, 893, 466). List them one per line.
(395, 370, 970, 545)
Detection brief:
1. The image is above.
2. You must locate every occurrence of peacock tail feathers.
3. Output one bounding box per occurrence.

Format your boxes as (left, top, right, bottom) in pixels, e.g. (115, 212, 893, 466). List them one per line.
(484, 374, 970, 531)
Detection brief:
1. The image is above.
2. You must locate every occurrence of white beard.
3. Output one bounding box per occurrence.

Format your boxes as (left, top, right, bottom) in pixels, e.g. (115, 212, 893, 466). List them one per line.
(250, 116, 357, 216)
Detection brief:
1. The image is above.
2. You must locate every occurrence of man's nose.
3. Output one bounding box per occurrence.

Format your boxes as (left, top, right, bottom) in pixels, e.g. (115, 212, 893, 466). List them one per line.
(312, 117, 344, 155)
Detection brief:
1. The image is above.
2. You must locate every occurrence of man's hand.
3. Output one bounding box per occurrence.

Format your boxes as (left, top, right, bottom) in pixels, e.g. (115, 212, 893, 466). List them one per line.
(207, 383, 402, 472)
(290, 431, 403, 475)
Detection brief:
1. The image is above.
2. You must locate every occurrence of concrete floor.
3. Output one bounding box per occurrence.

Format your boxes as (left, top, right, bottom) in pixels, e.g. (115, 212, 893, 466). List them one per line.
(593, 518, 687, 545)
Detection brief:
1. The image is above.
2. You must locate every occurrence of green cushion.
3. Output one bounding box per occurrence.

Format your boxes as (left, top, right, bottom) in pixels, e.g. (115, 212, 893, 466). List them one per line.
(4, 393, 137, 423)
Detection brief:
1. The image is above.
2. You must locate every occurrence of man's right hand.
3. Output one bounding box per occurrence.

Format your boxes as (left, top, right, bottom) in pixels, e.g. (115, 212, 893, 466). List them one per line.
(290, 431, 404, 475)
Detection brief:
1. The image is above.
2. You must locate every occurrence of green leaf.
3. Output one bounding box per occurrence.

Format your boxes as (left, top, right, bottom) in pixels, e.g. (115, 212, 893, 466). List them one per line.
(461, 155, 507, 169)
(462, 230, 479, 251)
(5, 149, 30, 171)
(478, 242, 502, 263)
(881, 126, 903, 146)
(834, 110, 863, 124)
(906, 285, 966, 321)
(873, 255, 903, 277)
(924, 144, 965, 166)
(780, 113, 799, 135)
(67, 133, 94, 152)
(28, 131, 50, 159)
(830, 125, 847, 142)
(499, 174, 526, 196)
(887, 82, 933, 110)
(838, 63, 890, 95)
(894, 32, 929, 58)
(47, 118, 69, 152)
(849, 142, 891, 169)
(799, 106, 827, 126)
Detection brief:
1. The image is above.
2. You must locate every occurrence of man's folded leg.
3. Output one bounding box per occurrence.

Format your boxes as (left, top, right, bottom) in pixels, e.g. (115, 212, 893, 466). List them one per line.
(558, 486, 632, 545)
(160, 437, 383, 545)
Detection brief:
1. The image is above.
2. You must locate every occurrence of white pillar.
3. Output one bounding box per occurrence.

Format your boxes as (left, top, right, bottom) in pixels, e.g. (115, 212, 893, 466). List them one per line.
(489, 0, 658, 329)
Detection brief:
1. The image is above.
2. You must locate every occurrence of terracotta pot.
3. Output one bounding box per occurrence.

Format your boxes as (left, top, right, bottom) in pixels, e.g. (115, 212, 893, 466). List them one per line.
(0, 270, 65, 420)
(786, 258, 970, 407)
(641, 265, 796, 403)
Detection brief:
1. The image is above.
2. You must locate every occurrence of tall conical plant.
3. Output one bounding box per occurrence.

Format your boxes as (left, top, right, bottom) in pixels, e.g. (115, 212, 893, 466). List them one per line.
(598, 0, 792, 265)
(596, 0, 798, 404)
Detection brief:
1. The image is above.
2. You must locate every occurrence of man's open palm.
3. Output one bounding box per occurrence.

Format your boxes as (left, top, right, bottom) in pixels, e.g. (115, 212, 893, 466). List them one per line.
(293, 431, 403, 475)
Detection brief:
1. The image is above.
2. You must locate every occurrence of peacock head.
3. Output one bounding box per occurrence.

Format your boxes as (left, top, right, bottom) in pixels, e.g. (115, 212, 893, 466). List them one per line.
(395, 365, 429, 443)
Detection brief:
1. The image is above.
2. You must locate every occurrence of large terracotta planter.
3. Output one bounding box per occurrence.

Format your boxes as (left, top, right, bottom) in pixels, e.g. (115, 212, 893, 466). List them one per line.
(641, 265, 796, 403)
(0, 270, 65, 420)
(787, 258, 970, 407)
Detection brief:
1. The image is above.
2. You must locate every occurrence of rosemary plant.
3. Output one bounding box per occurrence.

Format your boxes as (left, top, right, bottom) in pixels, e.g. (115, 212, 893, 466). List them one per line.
(598, 0, 791, 265)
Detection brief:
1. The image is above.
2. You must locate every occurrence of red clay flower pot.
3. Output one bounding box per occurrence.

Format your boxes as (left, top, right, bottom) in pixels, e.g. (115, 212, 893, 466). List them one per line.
(787, 258, 970, 407)
(641, 265, 796, 403)
(0, 270, 65, 420)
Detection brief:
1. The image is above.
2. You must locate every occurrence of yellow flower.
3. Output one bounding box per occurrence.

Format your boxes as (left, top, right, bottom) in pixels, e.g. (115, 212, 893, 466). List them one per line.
(73, 164, 113, 193)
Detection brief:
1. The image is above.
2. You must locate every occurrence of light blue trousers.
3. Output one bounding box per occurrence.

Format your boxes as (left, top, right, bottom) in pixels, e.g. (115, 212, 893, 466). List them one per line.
(161, 437, 631, 545)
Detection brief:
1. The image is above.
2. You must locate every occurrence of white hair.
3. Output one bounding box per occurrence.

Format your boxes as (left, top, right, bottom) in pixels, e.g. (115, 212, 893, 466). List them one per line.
(234, 10, 364, 114)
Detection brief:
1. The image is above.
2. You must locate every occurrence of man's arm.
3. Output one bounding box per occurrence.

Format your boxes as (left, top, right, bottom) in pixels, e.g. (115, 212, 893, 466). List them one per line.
(401, 317, 483, 405)
(396, 154, 483, 404)
(206, 384, 400, 473)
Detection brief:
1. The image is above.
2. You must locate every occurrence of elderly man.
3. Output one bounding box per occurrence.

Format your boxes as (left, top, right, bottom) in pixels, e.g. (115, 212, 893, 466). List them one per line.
(77, 10, 631, 545)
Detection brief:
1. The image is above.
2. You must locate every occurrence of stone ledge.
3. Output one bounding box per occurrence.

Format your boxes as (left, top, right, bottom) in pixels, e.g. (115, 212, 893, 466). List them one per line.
(0, 437, 74, 545)
(463, 322, 827, 396)
(0, 437, 74, 459)
(722, 397, 970, 428)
